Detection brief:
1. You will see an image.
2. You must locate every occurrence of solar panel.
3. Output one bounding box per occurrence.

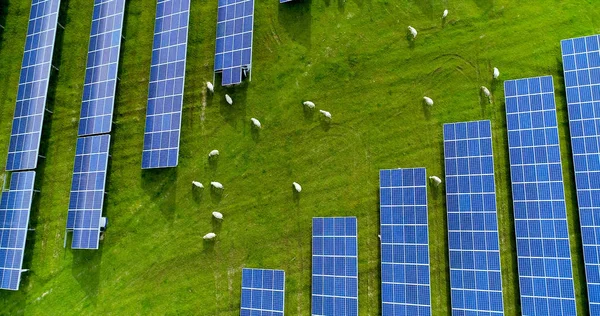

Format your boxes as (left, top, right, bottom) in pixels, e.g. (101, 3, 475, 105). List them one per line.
(240, 268, 285, 315)
(504, 75, 577, 315)
(214, 0, 254, 86)
(379, 168, 431, 316)
(312, 217, 358, 316)
(6, 0, 61, 171)
(141, 0, 190, 169)
(77, 0, 126, 136)
(0, 171, 36, 291)
(561, 35, 600, 315)
(443, 120, 505, 315)
(280, 0, 294, 3)
(66, 135, 110, 249)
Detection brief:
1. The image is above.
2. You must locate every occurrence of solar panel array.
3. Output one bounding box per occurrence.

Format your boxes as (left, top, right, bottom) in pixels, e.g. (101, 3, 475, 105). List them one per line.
(443, 120, 505, 315)
(77, 0, 126, 136)
(141, 0, 190, 169)
(312, 217, 358, 316)
(0, 171, 36, 290)
(504, 76, 577, 315)
(214, 0, 254, 86)
(240, 268, 285, 315)
(561, 35, 600, 314)
(66, 135, 110, 249)
(280, 0, 294, 3)
(6, 0, 61, 171)
(379, 168, 431, 316)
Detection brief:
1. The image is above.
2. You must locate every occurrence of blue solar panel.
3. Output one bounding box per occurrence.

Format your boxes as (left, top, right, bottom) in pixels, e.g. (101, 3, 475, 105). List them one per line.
(504, 75, 577, 315)
(379, 168, 431, 316)
(141, 0, 190, 169)
(443, 120, 505, 316)
(77, 0, 126, 136)
(0, 171, 35, 291)
(280, 0, 294, 3)
(214, 0, 254, 86)
(240, 268, 285, 316)
(312, 217, 358, 316)
(561, 35, 600, 315)
(66, 135, 110, 249)
(6, 0, 61, 171)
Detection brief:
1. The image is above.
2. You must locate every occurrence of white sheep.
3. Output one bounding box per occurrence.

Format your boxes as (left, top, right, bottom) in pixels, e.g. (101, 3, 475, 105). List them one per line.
(429, 176, 442, 186)
(442, 9, 448, 18)
(319, 110, 332, 119)
(203, 232, 216, 240)
(211, 182, 224, 190)
(251, 118, 262, 129)
(303, 101, 315, 109)
(225, 94, 233, 105)
(408, 26, 418, 38)
(493, 67, 500, 79)
(192, 181, 204, 188)
(481, 86, 491, 97)
(208, 149, 219, 158)
(206, 82, 214, 93)
(212, 211, 223, 220)
(423, 96, 434, 106)
(292, 182, 302, 193)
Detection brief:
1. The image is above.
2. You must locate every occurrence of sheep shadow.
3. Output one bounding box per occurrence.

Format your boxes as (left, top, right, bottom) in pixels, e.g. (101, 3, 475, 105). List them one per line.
(210, 187, 224, 204)
(208, 156, 218, 171)
(292, 188, 301, 205)
(303, 106, 315, 122)
(251, 125, 260, 142)
(191, 185, 204, 203)
(277, 0, 312, 49)
(406, 33, 416, 50)
(203, 239, 216, 253)
(319, 119, 332, 131)
(212, 217, 223, 234)
(421, 101, 432, 120)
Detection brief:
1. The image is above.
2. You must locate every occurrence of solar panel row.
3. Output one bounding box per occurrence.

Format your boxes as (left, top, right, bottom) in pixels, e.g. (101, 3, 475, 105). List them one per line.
(561, 34, 600, 315)
(0, 171, 36, 291)
(504, 76, 577, 315)
(78, 0, 126, 136)
(6, 0, 61, 171)
(379, 168, 432, 316)
(141, 0, 190, 169)
(240, 268, 285, 316)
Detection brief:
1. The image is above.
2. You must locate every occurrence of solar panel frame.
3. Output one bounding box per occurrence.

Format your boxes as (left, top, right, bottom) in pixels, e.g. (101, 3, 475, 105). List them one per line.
(66, 134, 110, 249)
(214, 0, 254, 86)
(312, 216, 359, 316)
(0, 171, 36, 291)
(443, 120, 505, 316)
(141, 0, 190, 169)
(504, 75, 577, 315)
(240, 268, 285, 315)
(379, 168, 432, 316)
(77, 0, 126, 137)
(6, 0, 61, 171)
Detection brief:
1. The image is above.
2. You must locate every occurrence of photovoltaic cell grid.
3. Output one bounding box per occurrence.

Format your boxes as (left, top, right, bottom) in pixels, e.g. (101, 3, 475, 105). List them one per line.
(77, 0, 126, 136)
(312, 217, 358, 316)
(240, 268, 285, 316)
(504, 76, 577, 315)
(214, 0, 254, 86)
(561, 35, 600, 314)
(66, 135, 110, 249)
(443, 120, 505, 315)
(0, 171, 35, 290)
(141, 0, 190, 169)
(379, 168, 431, 316)
(6, 0, 61, 171)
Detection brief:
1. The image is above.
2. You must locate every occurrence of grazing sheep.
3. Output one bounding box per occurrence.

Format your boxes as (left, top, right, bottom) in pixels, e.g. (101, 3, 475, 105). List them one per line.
(192, 181, 204, 188)
(211, 182, 224, 190)
(303, 101, 315, 109)
(212, 212, 223, 220)
(208, 149, 219, 158)
(442, 9, 448, 18)
(408, 26, 418, 38)
(225, 94, 233, 105)
(203, 233, 216, 240)
(319, 110, 332, 119)
(429, 176, 442, 186)
(292, 182, 302, 193)
(493, 67, 500, 79)
(251, 118, 262, 128)
(423, 97, 434, 106)
(206, 82, 214, 93)
(481, 86, 491, 97)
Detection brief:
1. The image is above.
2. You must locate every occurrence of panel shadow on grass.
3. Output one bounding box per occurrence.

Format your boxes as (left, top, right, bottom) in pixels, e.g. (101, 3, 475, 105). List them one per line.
(141, 168, 178, 222)
(277, 0, 312, 50)
(71, 248, 103, 306)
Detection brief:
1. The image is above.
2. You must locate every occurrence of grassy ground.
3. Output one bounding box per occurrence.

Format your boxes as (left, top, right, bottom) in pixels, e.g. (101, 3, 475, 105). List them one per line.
(0, 0, 599, 314)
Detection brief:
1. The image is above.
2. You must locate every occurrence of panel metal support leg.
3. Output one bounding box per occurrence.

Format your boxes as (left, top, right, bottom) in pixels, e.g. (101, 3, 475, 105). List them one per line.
(58, 22, 65, 29)
(38, 155, 46, 159)
(45, 108, 53, 114)
(52, 65, 59, 71)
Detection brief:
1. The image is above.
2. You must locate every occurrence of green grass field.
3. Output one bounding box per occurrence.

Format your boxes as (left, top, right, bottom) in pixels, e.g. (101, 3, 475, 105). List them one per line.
(0, 0, 599, 314)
